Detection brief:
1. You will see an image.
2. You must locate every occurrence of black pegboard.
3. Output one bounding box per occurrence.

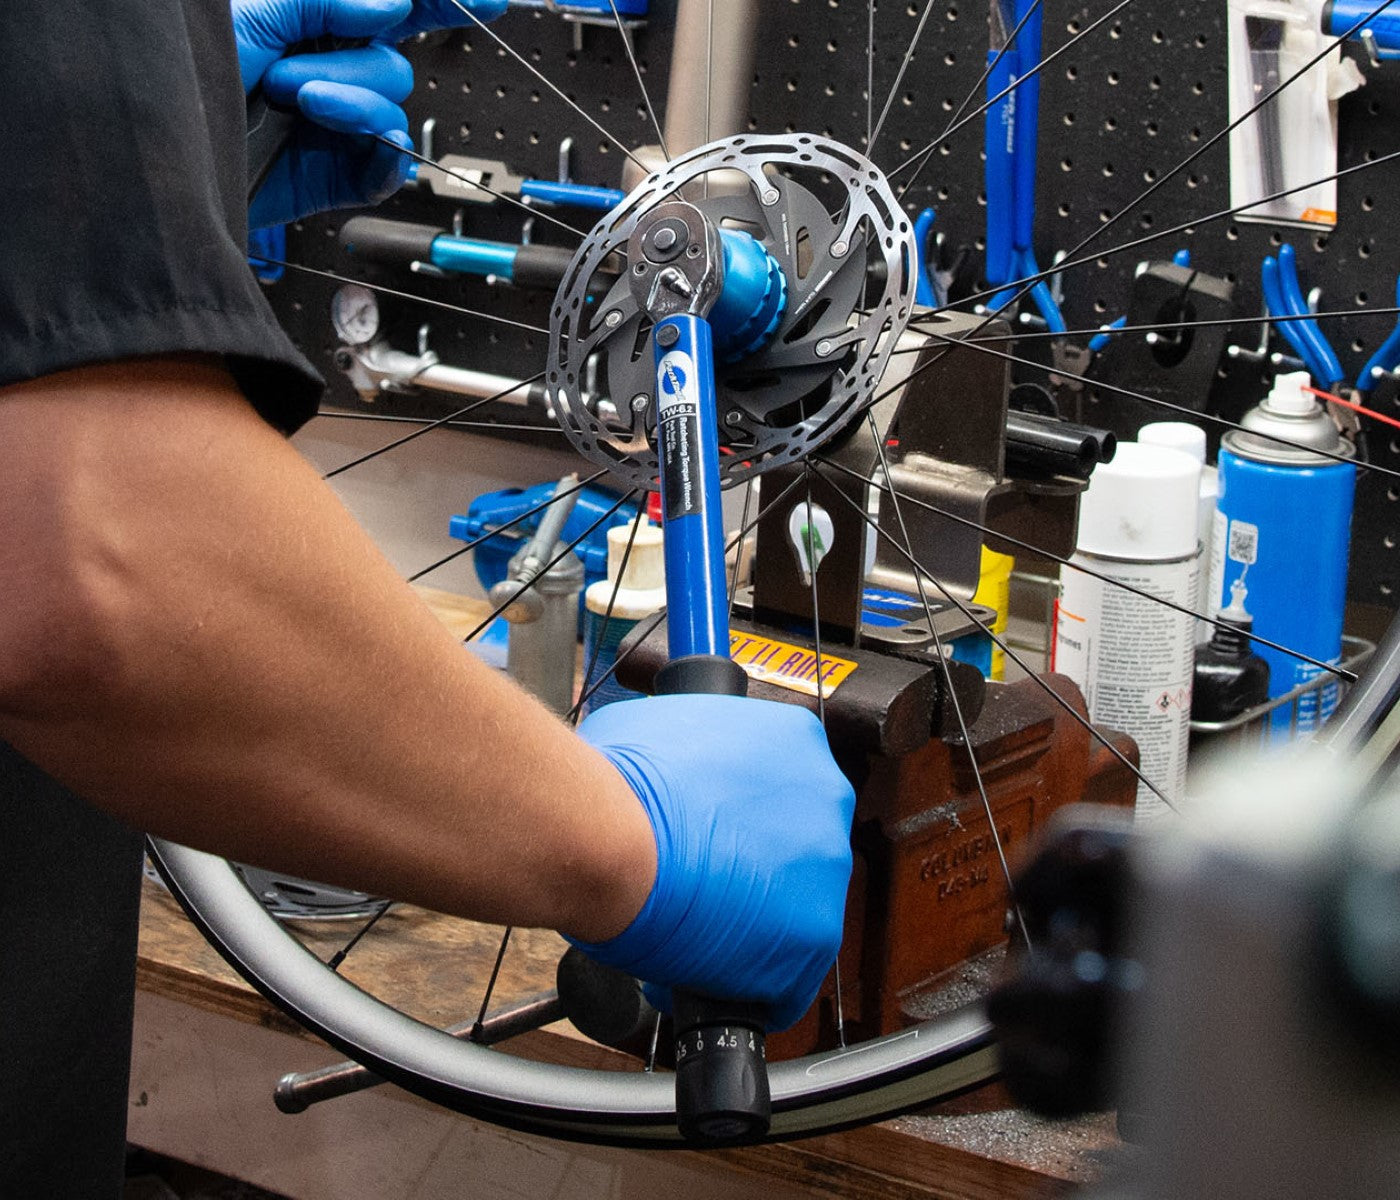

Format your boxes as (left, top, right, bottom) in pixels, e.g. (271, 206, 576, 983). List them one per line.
(264, 0, 1400, 605)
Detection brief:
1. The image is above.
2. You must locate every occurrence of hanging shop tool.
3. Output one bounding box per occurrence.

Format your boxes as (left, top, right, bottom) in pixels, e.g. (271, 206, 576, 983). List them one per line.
(408, 154, 626, 211)
(983, 0, 1067, 334)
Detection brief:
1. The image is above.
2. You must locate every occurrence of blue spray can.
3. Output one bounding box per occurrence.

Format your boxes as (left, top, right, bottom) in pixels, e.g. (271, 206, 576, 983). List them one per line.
(1208, 371, 1355, 735)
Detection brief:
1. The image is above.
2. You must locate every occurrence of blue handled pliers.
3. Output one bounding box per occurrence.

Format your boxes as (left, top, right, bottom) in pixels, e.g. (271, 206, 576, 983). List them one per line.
(984, 0, 1066, 334)
(1357, 276, 1400, 395)
(1261, 243, 1344, 390)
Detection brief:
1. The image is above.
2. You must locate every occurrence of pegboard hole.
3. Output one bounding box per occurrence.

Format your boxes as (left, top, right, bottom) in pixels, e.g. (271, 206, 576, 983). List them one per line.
(1104, 116, 1118, 131)
(1058, 203, 1072, 217)
(1363, 196, 1376, 212)
(1357, 292, 1370, 306)
(1107, 70, 1121, 85)
(1110, 22, 1122, 38)
(1102, 163, 1115, 177)
(1066, 65, 1079, 81)
(1063, 112, 1076, 126)
(1360, 241, 1374, 259)
(1061, 158, 1074, 172)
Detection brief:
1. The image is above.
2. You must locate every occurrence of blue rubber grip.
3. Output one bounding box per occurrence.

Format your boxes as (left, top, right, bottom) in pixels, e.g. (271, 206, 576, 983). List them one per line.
(520, 178, 627, 211)
(1325, 0, 1400, 50)
(653, 315, 730, 661)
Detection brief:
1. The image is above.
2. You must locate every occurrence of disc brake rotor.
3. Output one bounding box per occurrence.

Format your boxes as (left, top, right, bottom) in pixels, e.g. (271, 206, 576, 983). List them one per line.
(548, 134, 918, 491)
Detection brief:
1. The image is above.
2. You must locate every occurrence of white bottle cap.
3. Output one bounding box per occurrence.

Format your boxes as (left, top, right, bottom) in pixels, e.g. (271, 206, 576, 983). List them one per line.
(1264, 370, 1318, 417)
(1076, 442, 1202, 561)
(1138, 421, 1207, 464)
(608, 519, 664, 590)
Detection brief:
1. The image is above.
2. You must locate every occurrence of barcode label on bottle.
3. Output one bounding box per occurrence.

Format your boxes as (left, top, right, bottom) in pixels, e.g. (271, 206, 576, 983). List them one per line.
(1227, 519, 1259, 565)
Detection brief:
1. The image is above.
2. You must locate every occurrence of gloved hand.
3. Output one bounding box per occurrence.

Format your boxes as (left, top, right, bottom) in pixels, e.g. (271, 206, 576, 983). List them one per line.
(233, 0, 508, 228)
(572, 694, 856, 1031)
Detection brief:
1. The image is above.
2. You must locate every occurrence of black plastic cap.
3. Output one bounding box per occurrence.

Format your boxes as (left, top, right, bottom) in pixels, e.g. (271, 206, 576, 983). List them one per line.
(654, 654, 749, 698)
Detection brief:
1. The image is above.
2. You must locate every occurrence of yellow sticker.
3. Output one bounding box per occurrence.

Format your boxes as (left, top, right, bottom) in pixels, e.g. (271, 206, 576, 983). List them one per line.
(728, 631, 858, 699)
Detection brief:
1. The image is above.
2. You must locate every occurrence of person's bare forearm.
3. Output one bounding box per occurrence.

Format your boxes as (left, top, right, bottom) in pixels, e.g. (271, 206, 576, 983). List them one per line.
(0, 357, 654, 942)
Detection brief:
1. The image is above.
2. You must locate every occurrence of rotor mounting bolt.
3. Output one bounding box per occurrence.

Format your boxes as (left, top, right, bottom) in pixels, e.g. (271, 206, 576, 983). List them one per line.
(831, 240, 849, 257)
(604, 309, 623, 328)
(656, 324, 681, 348)
(631, 393, 650, 411)
(761, 188, 780, 205)
(724, 410, 744, 426)
(816, 339, 835, 357)
(642, 218, 689, 264)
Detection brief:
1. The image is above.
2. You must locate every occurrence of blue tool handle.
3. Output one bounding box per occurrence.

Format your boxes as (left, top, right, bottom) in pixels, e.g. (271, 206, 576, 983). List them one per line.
(984, 48, 1016, 288)
(1358, 276, 1400, 391)
(1324, 0, 1400, 50)
(1010, 0, 1043, 252)
(650, 313, 771, 1143)
(1277, 244, 1344, 386)
(913, 208, 938, 306)
(520, 178, 627, 211)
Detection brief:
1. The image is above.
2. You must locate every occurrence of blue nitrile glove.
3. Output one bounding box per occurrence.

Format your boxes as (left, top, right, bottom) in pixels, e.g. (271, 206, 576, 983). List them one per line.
(571, 694, 856, 1032)
(233, 0, 508, 228)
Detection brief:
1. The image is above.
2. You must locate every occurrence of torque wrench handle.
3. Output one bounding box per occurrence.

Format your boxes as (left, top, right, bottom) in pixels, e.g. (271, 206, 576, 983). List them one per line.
(651, 311, 772, 1142)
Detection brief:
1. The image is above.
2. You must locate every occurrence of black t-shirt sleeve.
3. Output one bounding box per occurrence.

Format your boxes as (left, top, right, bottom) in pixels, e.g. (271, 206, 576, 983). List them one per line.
(0, 0, 322, 434)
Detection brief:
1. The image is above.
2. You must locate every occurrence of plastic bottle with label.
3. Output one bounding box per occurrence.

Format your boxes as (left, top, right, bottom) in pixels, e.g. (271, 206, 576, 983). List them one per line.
(1138, 421, 1218, 643)
(579, 517, 667, 717)
(1207, 371, 1355, 736)
(1053, 442, 1202, 820)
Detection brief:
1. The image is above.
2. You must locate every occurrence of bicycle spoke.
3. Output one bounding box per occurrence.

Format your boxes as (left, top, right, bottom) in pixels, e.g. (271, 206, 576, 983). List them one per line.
(452, 3, 649, 172)
(404, 468, 611, 584)
(890, 0, 1133, 191)
(325, 900, 396, 972)
(565, 471, 811, 725)
(866, 0, 876, 150)
(573, 511, 646, 727)
(893, 306, 1400, 350)
(864, 416, 1034, 952)
(373, 137, 587, 239)
(916, 0, 1399, 335)
(810, 460, 1178, 813)
(249, 256, 550, 336)
(470, 926, 513, 1042)
(322, 372, 547, 480)
(909, 321, 1400, 482)
(909, 147, 1400, 324)
(607, 0, 668, 159)
(816, 454, 1357, 683)
(317, 411, 571, 437)
(799, 465, 849, 1046)
(460, 488, 640, 645)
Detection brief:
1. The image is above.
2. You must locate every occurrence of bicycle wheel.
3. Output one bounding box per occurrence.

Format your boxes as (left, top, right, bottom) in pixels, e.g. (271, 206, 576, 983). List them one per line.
(157, 0, 1400, 1145)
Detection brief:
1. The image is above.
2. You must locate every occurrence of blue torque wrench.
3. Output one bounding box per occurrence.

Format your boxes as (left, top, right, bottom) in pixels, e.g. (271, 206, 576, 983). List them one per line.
(628, 200, 771, 1143)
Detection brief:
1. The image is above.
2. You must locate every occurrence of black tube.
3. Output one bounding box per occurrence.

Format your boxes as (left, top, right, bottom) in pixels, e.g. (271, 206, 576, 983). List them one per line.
(1004, 411, 1117, 480)
(339, 216, 443, 266)
(512, 243, 586, 291)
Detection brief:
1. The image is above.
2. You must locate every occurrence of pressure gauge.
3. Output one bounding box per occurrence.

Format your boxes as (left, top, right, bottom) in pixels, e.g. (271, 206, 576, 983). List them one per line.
(331, 284, 381, 346)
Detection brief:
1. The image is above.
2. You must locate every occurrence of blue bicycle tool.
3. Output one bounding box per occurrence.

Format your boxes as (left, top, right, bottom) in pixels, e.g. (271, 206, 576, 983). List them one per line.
(409, 154, 627, 212)
(983, 0, 1066, 334)
(1357, 276, 1400, 394)
(1262, 243, 1345, 389)
(913, 208, 940, 307)
(628, 199, 771, 1142)
(1323, 0, 1400, 58)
